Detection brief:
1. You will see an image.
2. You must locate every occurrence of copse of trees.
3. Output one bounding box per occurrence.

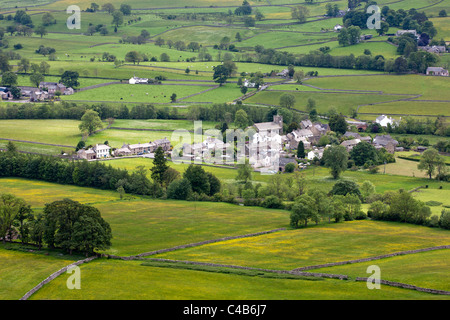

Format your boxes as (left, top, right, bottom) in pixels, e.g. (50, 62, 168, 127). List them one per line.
(0, 193, 112, 256)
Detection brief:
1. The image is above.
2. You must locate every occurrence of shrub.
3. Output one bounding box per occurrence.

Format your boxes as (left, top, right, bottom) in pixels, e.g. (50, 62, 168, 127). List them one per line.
(261, 195, 284, 209)
(284, 162, 296, 173)
(166, 178, 192, 200)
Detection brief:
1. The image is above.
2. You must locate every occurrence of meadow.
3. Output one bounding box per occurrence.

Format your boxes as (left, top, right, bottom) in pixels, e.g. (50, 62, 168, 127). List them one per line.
(28, 257, 449, 300)
(313, 249, 450, 291)
(155, 220, 450, 270)
(63, 83, 217, 103)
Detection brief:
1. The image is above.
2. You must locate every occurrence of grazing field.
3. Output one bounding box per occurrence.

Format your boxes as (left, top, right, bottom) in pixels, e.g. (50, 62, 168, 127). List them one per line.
(313, 249, 450, 292)
(29, 258, 447, 300)
(155, 220, 450, 270)
(0, 120, 81, 146)
(358, 101, 450, 117)
(244, 90, 414, 115)
(85, 128, 174, 148)
(0, 245, 79, 300)
(63, 84, 216, 103)
(304, 75, 450, 100)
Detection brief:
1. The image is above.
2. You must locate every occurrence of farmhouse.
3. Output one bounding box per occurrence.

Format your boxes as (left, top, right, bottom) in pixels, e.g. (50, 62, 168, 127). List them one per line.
(307, 147, 327, 160)
(243, 79, 256, 88)
(123, 142, 155, 155)
(375, 115, 398, 127)
(372, 135, 399, 153)
(341, 138, 361, 152)
(92, 144, 111, 158)
(426, 67, 449, 76)
(129, 76, 149, 84)
(0, 87, 12, 100)
(334, 24, 343, 31)
(253, 115, 283, 136)
(396, 30, 419, 38)
(420, 46, 447, 55)
(30, 90, 49, 102)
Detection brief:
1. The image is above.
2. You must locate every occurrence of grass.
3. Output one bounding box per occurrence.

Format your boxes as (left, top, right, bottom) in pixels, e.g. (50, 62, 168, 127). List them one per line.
(0, 244, 80, 300)
(245, 90, 414, 116)
(110, 119, 218, 130)
(358, 101, 450, 117)
(0, 119, 81, 146)
(155, 220, 450, 271)
(63, 84, 216, 103)
(313, 249, 450, 292)
(305, 74, 450, 100)
(28, 258, 449, 300)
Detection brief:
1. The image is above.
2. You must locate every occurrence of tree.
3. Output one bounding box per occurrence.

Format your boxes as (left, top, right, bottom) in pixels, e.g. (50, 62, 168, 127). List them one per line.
(120, 4, 132, 15)
(42, 12, 56, 26)
(439, 10, 447, 17)
(35, 25, 48, 38)
(290, 194, 316, 228)
(39, 61, 51, 74)
(170, 93, 177, 102)
(243, 16, 256, 27)
(213, 64, 230, 85)
(306, 98, 316, 112)
(360, 180, 376, 202)
(0, 194, 29, 244)
(0, 53, 11, 73)
(234, 109, 249, 129)
(330, 179, 361, 197)
(418, 148, 441, 179)
(60, 70, 80, 88)
(291, 6, 309, 23)
(328, 113, 347, 134)
(439, 209, 450, 229)
(323, 145, 349, 179)
(160, 52, 170, 62)
(236, 158, 252, 183)
(297, 141, 305, 158)
(79, 110, 103, 135)
(30, 72, 45, 87)
(112, 10, 124, 28)
(102, 3, 116, 14)
(293, 70, 304, 83)
(125, 51, 143, 64)
(43, 199, 111, 255)
(167, 178, 192, 200)
(151, 146, 169, 185)
(279, 93, 296, 109)
(350, 142, 379, 166)
(183, 165, 210, 195)
(1, 71, 17, 87)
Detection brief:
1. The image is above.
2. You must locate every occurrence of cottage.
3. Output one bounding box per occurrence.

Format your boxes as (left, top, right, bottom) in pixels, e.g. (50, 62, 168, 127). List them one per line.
(153, 138, 171, 151)
(334, 24, 343, 32)
(307, 147, 325, 160)
(426, 67, 449, 76)
(276, 69, 289, 78)
(373, 135, 398, 153)
(30, 91, 49, 102)
(420, 46, 447, 55)
(77, 148, 96, 160)
(341, 138, 361, 152)
(114, 146, 132, 157)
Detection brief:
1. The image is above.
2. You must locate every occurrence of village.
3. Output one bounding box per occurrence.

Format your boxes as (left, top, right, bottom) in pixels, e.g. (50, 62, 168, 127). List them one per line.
(76, 112, 402, 174)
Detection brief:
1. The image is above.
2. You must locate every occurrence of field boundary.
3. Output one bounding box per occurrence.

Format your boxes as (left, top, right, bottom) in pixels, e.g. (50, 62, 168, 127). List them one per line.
(292, 245, 450, 271)
(355, 278, 450, 295)
(105, 228, 287, 260)
(19, 256, 98, 300)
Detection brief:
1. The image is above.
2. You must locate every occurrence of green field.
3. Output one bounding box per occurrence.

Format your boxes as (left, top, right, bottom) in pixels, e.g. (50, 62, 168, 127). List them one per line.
(0, 120, 81, 146)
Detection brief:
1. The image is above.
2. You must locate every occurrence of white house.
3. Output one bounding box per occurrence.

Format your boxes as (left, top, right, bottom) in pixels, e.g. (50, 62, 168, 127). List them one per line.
(375, 115, 397, 127)
(243, 79, 256, 88)
(334, 24, 343, 32)
(129, 76, 149, 84)
(92, 144, 111, 158)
